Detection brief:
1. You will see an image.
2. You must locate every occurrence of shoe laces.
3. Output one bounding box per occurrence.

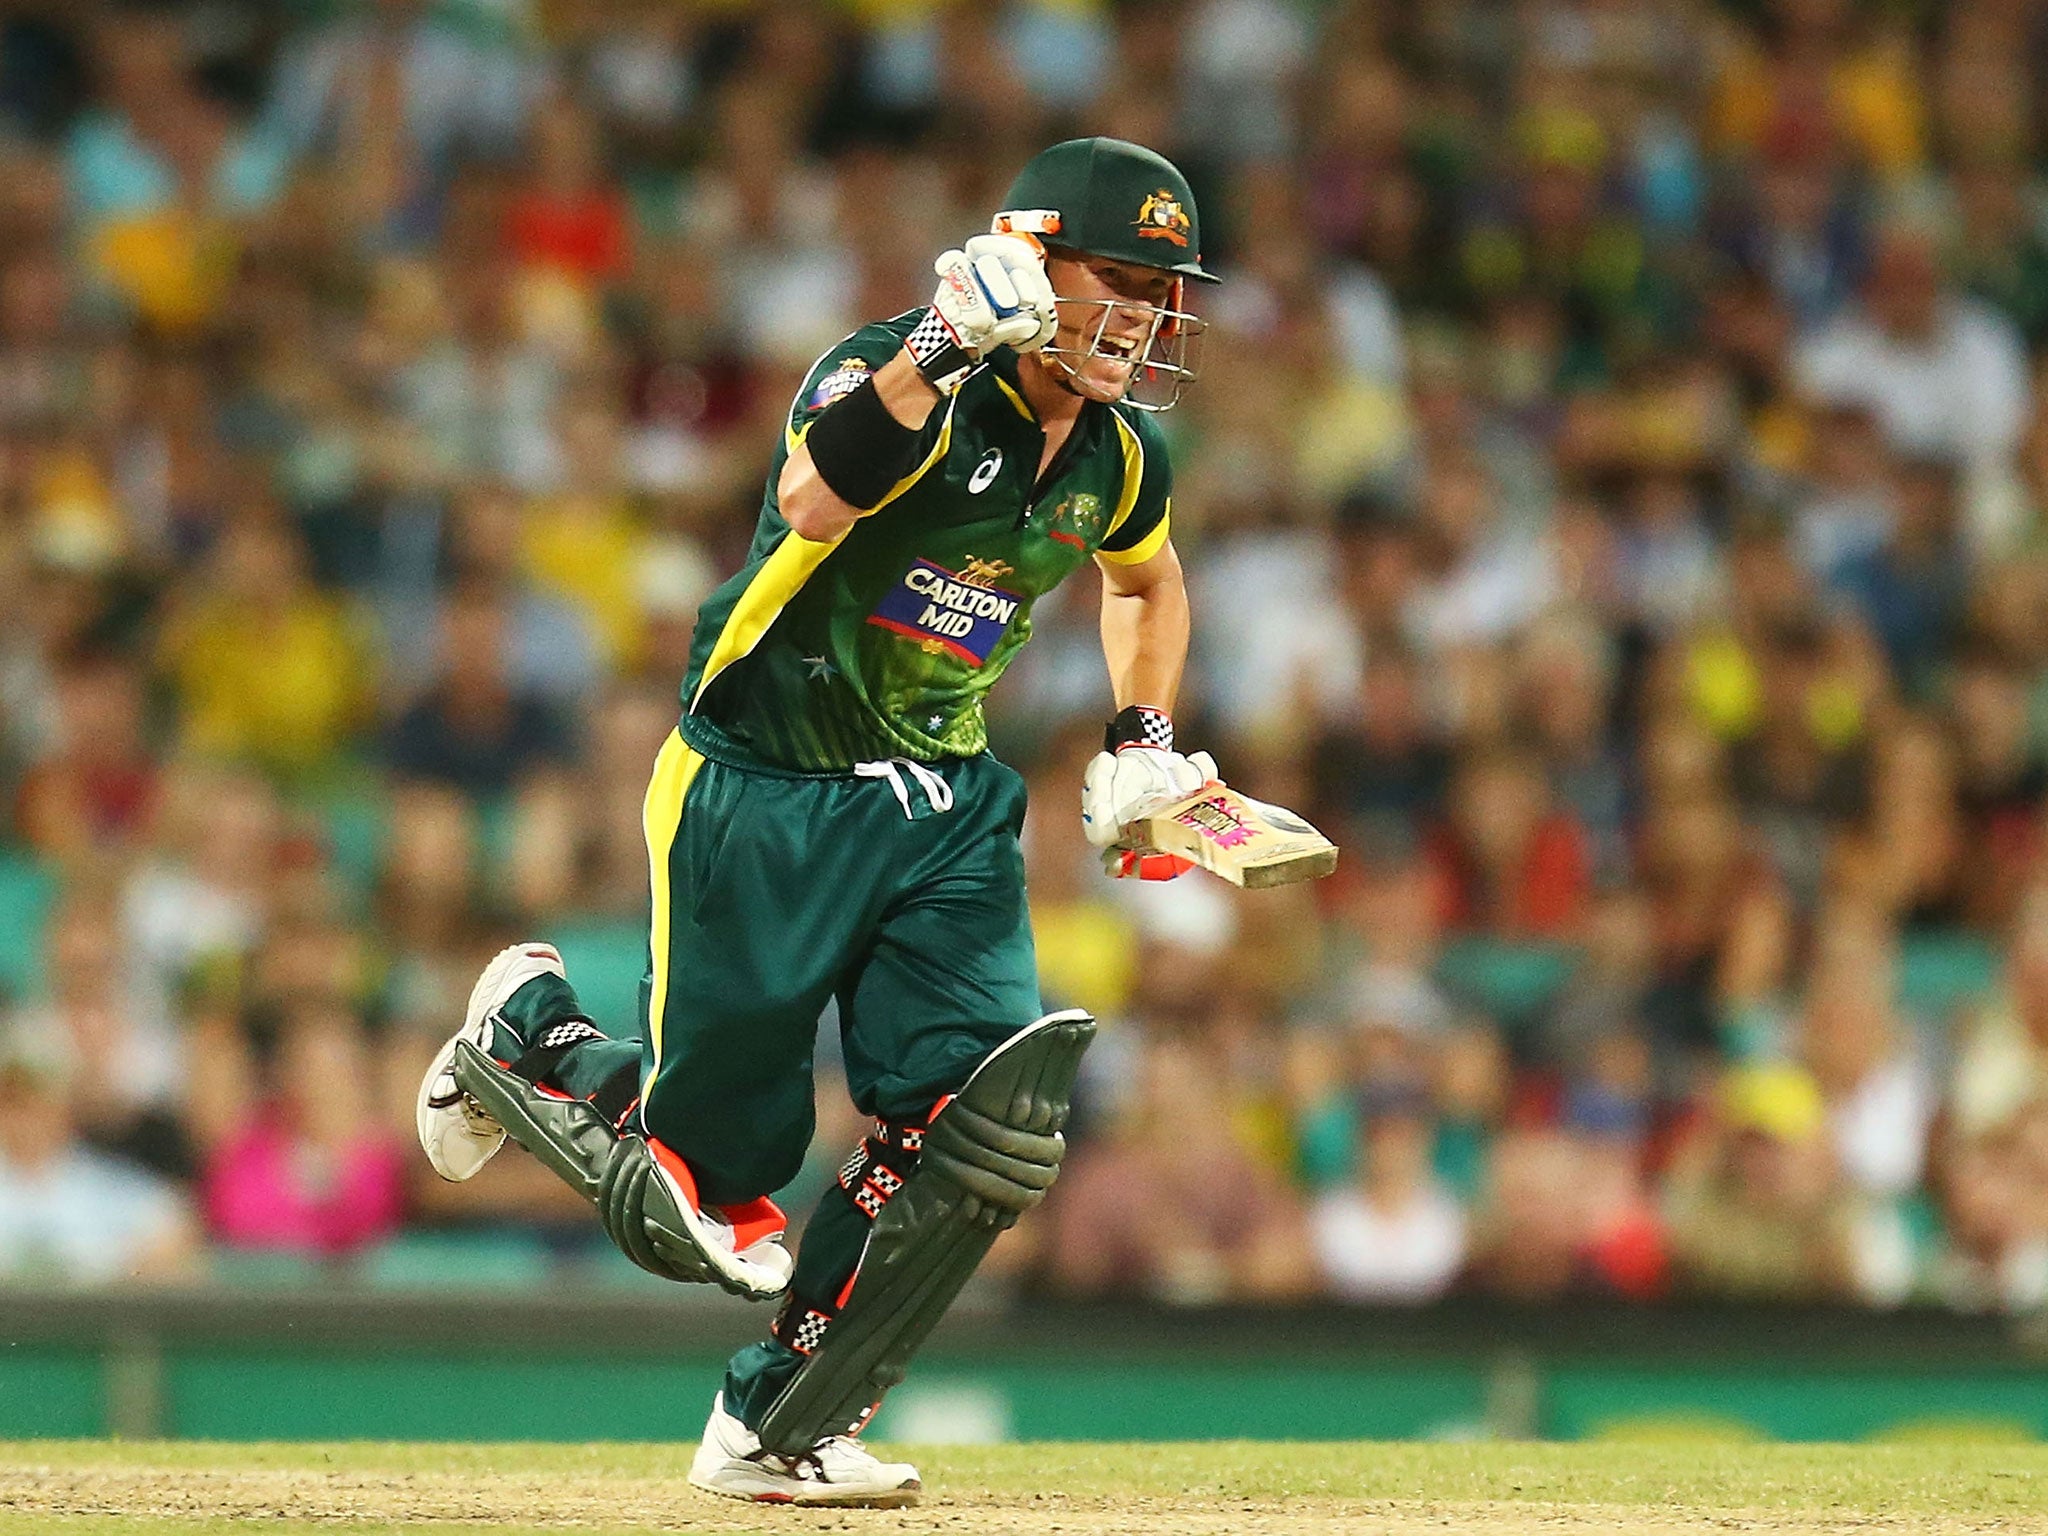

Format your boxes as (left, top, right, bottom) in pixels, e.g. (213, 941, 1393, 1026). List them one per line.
(745, 1446, 828, 1482)
(458, 1098, 500, 1134)
(745, 1433, 887, 1483)
(810, 1434, 893, 1476)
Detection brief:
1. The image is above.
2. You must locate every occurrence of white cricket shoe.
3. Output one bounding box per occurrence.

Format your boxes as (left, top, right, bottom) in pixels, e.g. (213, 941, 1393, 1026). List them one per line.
(416, 942, 568, 1181)
(688, 1392, 921, 1508)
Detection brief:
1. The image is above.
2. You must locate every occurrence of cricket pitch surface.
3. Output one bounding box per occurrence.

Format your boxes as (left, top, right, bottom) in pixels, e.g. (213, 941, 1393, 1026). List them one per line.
(5, 1439, 2046, 1534)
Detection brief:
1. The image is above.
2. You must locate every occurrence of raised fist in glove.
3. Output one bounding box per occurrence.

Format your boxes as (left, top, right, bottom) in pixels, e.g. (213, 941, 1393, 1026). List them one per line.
(905, 234, 1059, 394)
(1082, 706, 1218, 879)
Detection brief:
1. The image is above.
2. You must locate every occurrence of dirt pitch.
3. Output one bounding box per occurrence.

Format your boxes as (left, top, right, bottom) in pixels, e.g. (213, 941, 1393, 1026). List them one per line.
(5, 1440, 2048, 1535)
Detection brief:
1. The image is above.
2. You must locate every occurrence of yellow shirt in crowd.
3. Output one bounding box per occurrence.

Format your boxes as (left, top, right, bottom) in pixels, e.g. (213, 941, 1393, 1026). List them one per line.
(163, 597, 372, 781)
(520, 493, 648, 675)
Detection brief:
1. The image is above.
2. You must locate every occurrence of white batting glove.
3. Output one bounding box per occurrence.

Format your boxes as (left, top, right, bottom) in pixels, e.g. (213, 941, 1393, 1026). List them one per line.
(1084, 745, 1219, 880)
(1089, 708, 1212, 856)
(950, 233, 1059, 353)
(906, 234, 1058, 394)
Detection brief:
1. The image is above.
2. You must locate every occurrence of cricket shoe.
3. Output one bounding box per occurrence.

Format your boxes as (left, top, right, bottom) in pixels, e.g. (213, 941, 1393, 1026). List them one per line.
(416, 941, 568, 1181)
(688, 1392, 920, 1508)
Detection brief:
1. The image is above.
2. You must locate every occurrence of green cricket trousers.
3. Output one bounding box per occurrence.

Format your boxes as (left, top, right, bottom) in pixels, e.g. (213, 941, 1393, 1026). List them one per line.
(505, 724, 1044, 1430)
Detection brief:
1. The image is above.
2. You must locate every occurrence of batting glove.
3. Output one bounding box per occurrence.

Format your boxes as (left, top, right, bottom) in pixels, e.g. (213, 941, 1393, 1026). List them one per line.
(906, 234, 1059, 393)
(1081, 706, 1218, 879)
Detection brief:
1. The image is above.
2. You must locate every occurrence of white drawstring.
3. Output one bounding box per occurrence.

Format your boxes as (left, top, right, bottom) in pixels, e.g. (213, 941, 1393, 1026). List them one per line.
(854, 758, 955, 819)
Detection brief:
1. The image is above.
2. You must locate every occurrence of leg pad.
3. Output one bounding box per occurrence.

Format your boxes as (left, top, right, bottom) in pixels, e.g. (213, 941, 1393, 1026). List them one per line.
(755, 1010, 1095, 1454)
(452, 1039, 613, 1198)
(453, 1040, 787, 1298)
(601, 1136, 791, 1298)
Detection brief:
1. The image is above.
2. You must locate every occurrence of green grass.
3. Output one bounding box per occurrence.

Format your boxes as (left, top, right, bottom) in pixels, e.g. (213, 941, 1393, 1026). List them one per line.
(5, 1439, 2048, 1532)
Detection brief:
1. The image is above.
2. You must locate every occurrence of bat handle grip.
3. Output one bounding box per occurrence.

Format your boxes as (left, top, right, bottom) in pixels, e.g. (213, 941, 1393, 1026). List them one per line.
(1106, 848, 1196, 881)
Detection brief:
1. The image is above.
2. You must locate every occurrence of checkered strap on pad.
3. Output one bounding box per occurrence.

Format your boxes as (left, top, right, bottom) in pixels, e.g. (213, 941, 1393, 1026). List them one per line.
(774, 1296, 839, 1358)
(837, 1125, 918, 1225)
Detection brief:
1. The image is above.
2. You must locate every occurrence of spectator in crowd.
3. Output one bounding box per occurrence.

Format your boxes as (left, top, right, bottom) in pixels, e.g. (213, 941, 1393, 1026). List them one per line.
(1789, 403, 1897, 585)
(1831, 454, 1967, 701)
(1541, 889, 1657, 1076)
(517, 398, 652, 673)
(505, 93, 632, 287)
(1467, 1127, 1592, 1301)
(1427, 745, 1591, 941)
(120, 763, 282, 1054)
(1045, 1036, 1312, 1304)
(1798, 909, 1935, 1201)
(10, 878, 187, 1177)
(377, 479, 601, 707)
(1950, 650, 2048, 931)
(157, 515, 373, 784)
(1467, 1111, 1665, 1299)
(264, 0, 535, 203)
(0, 1033, 199, 1284)
(14, 648, 159, 864)
(201, 998, 405, 1259)
(380, 578, 580, 922)
(1311, 642, 1450, 855)
(66, 3, 292, 330)
(1952, 887, 2048, 1145)
(1666, 1062, 1902, 1304)
(1928, 1112, 2048, 1313)
(1562, 1034, 1671, 1299)
(1792, 220, 2030, 540)
(1308, 1082, 1467, 1302)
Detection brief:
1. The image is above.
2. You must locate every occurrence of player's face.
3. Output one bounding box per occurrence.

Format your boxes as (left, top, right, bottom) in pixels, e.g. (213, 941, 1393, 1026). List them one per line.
(1042, 253, 1179, 402)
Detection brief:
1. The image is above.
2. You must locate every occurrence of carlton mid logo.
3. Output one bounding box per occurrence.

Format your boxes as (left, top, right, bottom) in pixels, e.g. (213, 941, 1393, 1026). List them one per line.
(868, 557, 1022, 665)
(1134, 189, 1191, 247)
(806, 355, 870, 410)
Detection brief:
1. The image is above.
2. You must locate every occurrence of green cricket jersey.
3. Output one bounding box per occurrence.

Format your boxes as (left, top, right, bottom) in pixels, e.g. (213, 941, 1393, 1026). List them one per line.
(679, 310, 1173, 772)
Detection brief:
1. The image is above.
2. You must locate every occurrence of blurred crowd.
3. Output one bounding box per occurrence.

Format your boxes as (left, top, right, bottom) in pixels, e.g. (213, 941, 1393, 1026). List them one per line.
(5, 0, 2048, 1314)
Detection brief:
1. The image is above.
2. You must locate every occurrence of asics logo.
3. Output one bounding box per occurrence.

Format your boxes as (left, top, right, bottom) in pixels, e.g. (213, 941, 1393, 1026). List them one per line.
(968, 449, 1002, 493)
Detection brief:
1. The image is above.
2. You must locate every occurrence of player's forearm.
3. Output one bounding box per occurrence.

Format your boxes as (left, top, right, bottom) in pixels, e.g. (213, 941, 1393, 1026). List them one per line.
(779, 354, 944, 542)
(777, 450, 865, 544)
(1100, 559, 1189, 713)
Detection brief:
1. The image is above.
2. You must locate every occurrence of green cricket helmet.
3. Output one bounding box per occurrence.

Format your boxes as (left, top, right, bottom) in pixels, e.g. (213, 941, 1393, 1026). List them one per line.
(992, 137, 1215, 411)
(995, 137, 1217, 283)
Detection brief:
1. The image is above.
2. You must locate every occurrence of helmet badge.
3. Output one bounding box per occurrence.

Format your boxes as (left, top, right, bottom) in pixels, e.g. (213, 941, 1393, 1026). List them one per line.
(1133, 189, 1191, 248)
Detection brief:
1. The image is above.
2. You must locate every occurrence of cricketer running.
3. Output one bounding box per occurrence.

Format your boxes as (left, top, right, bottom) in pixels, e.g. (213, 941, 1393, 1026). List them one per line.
(417, 138, 1221, 1506)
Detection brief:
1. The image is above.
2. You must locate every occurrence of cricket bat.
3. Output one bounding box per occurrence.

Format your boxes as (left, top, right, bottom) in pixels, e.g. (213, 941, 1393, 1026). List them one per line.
(1131, 782, 1339, 889)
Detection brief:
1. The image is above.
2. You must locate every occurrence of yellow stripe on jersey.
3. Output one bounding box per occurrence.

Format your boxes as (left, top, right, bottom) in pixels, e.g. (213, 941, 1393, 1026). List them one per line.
(1097, 495, 1171, 565)
(641, 728, 707, 1091)
(1104, 410, 1146, 540)
(695, 397, 957, 710)
(993, 373, 1035, 422)
(687, 531, 840, 710)
(1095, 408, 1166, 564)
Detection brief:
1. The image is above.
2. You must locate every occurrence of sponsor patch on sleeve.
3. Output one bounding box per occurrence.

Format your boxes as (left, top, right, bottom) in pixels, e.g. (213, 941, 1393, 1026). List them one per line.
(866, 557, 1022, 667)
(805, 356, 871, 411)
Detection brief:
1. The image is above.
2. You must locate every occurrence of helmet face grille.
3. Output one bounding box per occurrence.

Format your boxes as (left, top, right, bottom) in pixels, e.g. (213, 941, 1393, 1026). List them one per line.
(1039, 293, 1206, 412)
